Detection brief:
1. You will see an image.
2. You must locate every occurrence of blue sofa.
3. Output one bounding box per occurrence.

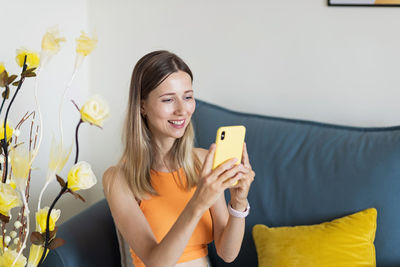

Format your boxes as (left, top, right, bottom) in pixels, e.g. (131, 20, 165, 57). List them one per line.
(43, 99, 400, 266)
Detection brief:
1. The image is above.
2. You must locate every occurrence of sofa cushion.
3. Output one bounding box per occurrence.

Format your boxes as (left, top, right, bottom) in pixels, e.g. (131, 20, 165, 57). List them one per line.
(41, 199, 121, 267)
(253, 208, 377, 267)
(192, 99, 400, 267)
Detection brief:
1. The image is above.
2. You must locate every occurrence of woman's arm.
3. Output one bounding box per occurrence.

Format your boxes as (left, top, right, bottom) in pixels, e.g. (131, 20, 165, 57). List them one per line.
(195, 145, 254, 263)
(210, 194, 246, 262)
(103, 167, 204, 267)
(103, 145, 244, 267)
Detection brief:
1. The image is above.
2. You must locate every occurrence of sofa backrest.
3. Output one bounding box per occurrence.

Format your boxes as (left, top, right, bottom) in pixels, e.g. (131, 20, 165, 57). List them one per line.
(192, 100, 400, 267)
(42, 199, 121, 267)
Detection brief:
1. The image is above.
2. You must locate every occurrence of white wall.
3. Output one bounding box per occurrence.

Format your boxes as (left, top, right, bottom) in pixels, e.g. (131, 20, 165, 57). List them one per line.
(86, 0, 400, 211)
(2, 0, 400, 234)
(88, 0, 400, 129)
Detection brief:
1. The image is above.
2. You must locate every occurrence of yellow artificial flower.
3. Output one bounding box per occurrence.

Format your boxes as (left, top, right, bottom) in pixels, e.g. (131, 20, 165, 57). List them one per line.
(36, 206, 61, 233)
(41, 26, 66, 53)
(0, 122, 13, 142)
(15, 48, 40, 68)
(48, 136, 72, 174)
(0, 62, 5, 74)
(76, 31, 97, 56)
(10, 145, 32, 179)
(67, 161, 97, 191)
(9, 180, 17, 190)
(27, 244, 49, 267)
(0, 183, 22, 217)
(80, 95, 109, 127)
(0, 248, 27, 267)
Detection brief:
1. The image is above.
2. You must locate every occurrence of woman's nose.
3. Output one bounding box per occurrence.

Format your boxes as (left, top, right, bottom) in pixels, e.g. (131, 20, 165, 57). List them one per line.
(174, 100, 186, 115)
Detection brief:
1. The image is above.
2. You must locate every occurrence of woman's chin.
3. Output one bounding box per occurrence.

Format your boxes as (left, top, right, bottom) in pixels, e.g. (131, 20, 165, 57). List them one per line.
(169, 128, 187, 139)
(171, 132, 185, 139)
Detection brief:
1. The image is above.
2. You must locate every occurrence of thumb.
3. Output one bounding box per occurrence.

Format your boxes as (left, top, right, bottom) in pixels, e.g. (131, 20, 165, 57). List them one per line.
(201, 143, 216, 177)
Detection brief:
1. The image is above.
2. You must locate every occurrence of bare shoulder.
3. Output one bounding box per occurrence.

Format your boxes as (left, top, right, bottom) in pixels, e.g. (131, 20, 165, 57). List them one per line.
(193, 147, 208, 164)
(102, 167, 158, 263)
(102, 165, 127, 197)
(103, 166, 123, 185)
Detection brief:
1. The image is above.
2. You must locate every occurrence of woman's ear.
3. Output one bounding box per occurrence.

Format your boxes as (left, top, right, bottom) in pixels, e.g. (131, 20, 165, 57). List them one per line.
(140, 100, 146, 115)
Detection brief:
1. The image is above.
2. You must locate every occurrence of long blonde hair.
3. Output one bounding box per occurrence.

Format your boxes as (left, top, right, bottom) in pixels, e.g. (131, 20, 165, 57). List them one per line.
(118, 51, 202, 200)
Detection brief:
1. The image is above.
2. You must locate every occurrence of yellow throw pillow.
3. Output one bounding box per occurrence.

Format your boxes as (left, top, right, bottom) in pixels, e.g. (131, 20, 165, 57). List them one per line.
(252, 208, 377, 267)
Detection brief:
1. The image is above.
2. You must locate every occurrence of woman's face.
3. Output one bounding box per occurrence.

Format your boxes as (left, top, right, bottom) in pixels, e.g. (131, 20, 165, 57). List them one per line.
(141, 70, 195, 145)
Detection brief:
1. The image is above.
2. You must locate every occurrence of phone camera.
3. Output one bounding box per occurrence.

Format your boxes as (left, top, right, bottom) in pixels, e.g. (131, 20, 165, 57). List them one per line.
(221, 131, 225, 140)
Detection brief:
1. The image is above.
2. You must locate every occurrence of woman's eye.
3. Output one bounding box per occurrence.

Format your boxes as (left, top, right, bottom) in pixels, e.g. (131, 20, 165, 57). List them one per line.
(162, 99, 172, 102)
(185, 96, 193, 100)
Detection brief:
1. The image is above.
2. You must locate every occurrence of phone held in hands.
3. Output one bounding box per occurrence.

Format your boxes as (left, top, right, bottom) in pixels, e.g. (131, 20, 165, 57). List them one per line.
(212, 125, 246, 185)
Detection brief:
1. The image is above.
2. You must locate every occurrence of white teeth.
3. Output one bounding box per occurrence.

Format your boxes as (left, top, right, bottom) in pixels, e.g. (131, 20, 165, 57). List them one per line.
(169, 120, 184, 125)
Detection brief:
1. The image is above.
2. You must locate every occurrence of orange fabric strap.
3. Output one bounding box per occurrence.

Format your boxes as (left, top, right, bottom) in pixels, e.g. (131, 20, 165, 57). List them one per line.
(130, 168, 213, 265)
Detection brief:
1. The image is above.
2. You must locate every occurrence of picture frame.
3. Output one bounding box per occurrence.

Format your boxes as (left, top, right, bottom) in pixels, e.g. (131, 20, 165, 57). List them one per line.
(328, 0, 400, 6)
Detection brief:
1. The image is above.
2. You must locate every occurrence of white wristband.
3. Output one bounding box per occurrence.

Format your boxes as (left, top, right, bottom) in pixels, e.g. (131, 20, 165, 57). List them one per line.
(228, 200, 250, 218)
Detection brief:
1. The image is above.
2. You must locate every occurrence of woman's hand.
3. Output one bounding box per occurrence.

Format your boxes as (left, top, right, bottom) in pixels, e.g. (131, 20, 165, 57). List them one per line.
(229, 142, 255, 211)
(191, 143, 245, 214)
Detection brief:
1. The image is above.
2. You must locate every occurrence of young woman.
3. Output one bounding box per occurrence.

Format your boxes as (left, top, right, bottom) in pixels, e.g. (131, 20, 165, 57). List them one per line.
(103, 50, 255, 267)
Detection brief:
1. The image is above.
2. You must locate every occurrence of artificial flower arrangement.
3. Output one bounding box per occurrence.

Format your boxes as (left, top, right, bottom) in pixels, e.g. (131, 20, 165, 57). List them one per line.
(0, 26, 109, 266)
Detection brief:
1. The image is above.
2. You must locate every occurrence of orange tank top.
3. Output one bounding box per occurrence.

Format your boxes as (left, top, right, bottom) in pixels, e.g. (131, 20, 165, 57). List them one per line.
(130, 167, 213, 266)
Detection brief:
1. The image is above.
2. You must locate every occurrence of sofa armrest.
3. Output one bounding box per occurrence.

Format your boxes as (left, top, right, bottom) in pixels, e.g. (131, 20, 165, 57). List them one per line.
(42, 199, 121, 267)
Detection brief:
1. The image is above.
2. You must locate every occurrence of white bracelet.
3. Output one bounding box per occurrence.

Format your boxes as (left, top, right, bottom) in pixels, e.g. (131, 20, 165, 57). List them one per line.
(228, 200, 250, 218)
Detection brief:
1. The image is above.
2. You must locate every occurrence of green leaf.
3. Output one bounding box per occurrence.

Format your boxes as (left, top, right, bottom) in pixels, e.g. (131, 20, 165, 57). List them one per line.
(12, 81, 20, 87)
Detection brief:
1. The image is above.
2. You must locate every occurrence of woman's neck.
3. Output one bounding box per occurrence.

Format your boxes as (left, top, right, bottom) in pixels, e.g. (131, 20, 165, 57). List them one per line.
(151, 136, 179, 171)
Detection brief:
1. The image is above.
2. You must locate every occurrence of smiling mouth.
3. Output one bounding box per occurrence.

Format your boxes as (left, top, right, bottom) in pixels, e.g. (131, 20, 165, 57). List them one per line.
(168, 119, 185, 126)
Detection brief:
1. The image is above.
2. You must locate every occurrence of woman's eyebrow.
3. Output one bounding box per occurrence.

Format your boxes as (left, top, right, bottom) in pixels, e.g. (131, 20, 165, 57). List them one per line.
(159, 90, 193, 97)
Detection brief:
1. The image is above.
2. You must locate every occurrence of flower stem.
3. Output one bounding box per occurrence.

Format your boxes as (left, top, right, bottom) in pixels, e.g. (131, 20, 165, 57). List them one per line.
(2, 222, 5, 253)
(37, 180, 50, 211)
(0, 85, 9, 116)
(2, 56, 28, 183)
(27, 67, 42, 168)
(74, 119, 82, 164)
(58, 70, 78, 152)
(36, 70, 78, 217)
(11, 191, 29, 267)
(37, 182, 68, 267)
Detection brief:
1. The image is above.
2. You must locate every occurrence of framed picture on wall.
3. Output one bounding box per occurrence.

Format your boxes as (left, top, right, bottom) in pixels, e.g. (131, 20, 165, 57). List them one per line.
(329, 0, 400, 6)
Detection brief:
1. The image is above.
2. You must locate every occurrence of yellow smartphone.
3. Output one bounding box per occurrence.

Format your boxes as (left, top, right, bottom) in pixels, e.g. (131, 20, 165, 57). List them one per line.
(212, 125, 246, 185)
